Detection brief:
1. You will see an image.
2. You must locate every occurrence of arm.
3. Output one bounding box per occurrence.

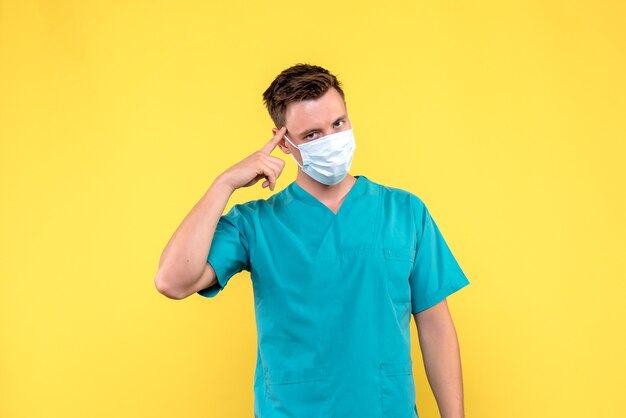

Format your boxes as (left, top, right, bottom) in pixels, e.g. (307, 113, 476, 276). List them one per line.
(154, 127, 287, 300)
(414, 299, 466, 418)
(154, 179, 234, 299)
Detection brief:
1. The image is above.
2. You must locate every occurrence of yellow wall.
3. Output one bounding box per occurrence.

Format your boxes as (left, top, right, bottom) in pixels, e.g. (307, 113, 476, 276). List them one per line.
(1, 1, 624, 417)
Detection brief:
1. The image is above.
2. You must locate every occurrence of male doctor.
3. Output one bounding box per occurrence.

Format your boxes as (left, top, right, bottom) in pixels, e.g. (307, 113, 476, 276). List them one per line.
(155, 63, 470, 418)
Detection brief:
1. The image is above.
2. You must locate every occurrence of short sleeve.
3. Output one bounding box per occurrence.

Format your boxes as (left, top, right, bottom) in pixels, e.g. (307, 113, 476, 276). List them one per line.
(197, 204, 251, 298)
(409, 197, 470, 314)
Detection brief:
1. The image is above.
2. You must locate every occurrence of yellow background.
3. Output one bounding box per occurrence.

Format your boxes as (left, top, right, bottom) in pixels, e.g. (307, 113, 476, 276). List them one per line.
(1, 1, 625, 417)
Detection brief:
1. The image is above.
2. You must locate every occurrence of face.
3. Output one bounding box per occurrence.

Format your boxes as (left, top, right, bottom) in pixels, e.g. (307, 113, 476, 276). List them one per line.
(272, 87, 352, 165)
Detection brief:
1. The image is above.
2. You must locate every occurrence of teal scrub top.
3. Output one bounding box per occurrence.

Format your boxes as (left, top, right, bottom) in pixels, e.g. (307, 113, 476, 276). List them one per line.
(198, 175, 470, 418)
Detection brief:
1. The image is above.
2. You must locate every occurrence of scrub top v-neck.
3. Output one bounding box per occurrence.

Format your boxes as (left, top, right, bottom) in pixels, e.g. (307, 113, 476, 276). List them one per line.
(198, 175, 470, 418)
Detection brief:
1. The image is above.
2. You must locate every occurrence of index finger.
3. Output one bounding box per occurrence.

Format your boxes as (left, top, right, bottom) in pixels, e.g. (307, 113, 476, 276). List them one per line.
(260, 126, 287, 155)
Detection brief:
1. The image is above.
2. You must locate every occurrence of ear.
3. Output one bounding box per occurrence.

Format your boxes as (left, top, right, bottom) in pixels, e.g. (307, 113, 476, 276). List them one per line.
(271, 128, 291, 154)
(278, 142, 291, 154)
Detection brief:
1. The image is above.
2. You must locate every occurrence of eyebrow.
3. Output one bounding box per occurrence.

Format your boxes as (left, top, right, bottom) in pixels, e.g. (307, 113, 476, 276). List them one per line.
(297, 115, 347, 137)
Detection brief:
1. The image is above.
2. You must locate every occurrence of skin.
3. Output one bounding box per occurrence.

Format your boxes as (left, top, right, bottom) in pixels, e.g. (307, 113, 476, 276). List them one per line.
(415, 300, 466, 418)
(271, 86, 356, 214)
(154, 86, 465, 418)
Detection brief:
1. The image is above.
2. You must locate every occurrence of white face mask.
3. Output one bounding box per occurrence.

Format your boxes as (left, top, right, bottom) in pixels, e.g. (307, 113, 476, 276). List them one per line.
(284, 128, 357, 186)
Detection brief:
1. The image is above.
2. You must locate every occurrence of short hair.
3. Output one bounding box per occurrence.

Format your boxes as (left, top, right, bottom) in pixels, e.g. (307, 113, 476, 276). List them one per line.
(262, 63, 346, 129)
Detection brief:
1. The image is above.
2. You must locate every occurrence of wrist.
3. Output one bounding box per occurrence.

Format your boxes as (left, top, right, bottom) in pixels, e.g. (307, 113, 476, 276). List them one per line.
(211, 174, 236, 195)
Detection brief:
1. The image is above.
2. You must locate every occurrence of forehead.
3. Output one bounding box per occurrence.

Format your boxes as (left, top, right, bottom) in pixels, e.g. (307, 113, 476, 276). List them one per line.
(284, 87, 346, 130)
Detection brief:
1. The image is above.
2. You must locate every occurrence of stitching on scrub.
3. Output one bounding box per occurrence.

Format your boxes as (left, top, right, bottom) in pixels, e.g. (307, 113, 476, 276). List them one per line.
(262, 368, 331, 417)
(319, 245, 414, 260)
(315, 246, 379, 260)
(368, 183, 385, 247)
(413, 277, 470, 314)
(379, 367, 384, 417)
(229, 203, 254, 271)
(266, 367, 327, 385)
(380, 360, 413, 376)
(383, 247, 416, 262)
(258, 381, 269, 417)
(383, 248, 414, 304)
(380, 360, 415, 417)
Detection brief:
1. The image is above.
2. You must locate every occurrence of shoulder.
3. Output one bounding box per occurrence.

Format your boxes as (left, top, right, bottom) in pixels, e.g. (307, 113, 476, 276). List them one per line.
(224, 199, 261, 224)
(223, 186, 289, 222)
(361, 176, 427, 213)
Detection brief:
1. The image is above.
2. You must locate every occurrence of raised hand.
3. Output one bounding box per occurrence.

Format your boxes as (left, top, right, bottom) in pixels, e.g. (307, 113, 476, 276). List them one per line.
(216, 126, 287, 192)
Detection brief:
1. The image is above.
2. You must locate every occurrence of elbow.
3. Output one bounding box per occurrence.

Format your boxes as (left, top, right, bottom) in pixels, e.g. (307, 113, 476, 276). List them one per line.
(154, 270, 187, 300)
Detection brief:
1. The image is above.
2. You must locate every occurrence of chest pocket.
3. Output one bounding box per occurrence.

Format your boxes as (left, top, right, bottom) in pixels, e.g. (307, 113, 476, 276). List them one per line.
(383, 248, 415, 304)
(262, 366, 330, 417)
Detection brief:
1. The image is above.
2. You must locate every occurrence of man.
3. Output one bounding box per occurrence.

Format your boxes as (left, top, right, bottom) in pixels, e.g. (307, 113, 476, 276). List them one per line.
(155, 63, 470, 418)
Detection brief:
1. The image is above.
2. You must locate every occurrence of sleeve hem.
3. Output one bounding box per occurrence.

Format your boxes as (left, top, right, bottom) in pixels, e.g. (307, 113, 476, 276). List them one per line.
(411, 277, 470, 314)
(196, 260, 234, 298)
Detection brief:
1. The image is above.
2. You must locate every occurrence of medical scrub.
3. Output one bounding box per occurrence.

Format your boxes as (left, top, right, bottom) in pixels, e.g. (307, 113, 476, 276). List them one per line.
(198, 175, 470, 418)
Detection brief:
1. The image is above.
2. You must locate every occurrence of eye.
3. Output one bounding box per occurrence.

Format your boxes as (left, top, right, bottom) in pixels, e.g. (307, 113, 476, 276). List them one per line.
(334, 119, 344, 128)
(305, 132, 316, 140)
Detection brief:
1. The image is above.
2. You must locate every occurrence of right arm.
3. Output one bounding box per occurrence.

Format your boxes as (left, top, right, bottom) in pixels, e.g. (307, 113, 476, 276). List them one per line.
(154, 178, 234, 299)
(154, 127, 287, 299)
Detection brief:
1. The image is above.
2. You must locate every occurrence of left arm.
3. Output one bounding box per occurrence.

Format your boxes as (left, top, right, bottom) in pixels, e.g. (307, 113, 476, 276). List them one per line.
(414, 299, 465, 418)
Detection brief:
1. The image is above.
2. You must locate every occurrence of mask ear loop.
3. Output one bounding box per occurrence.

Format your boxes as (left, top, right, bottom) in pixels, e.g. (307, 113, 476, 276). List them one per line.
(284, 134, 304, 169)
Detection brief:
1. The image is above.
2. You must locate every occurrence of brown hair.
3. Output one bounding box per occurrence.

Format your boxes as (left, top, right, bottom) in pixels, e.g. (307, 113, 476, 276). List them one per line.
(262, 63, 345, 129)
